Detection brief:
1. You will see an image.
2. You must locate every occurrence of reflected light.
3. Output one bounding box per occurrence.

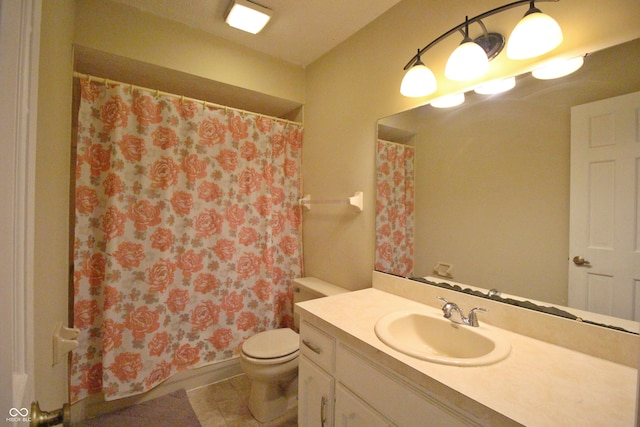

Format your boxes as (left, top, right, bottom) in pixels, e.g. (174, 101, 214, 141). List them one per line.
(532, 56, 585, 79)
(474, 77, 517, 95)
(431, 93, 465, 108)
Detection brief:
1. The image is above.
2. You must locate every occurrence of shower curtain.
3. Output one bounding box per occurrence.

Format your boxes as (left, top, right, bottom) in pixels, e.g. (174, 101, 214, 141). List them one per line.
(375, 139, 414, 277)
(70, 78, 303, 402)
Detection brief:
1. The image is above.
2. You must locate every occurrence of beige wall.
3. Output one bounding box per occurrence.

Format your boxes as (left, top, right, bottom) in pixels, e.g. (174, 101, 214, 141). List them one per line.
(302, 0, 640, 291)
(35, 0, 75, 410)
(73, 0, 305, 105)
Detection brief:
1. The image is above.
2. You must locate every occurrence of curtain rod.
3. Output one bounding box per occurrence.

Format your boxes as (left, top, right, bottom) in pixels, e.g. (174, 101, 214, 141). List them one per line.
(72, 71, 303, 128)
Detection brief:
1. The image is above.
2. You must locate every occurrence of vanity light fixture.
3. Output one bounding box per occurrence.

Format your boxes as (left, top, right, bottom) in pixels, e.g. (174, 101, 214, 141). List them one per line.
(225, 0, 272, 34)
(401, 0, 562, 97)
(400, 50, 438, 97)
(506, 2, 563, 60)
(444, 17, 490, 81)
(531, 55, 584, 79)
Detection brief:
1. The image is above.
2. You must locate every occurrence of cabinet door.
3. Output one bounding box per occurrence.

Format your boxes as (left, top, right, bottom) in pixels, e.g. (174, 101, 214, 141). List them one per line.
(299, 355, 334, 427)
(335, 384, 394, 427)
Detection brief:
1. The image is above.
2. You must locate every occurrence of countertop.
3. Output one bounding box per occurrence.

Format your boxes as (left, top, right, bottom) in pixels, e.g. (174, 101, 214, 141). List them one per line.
(296, 288, 637, 427)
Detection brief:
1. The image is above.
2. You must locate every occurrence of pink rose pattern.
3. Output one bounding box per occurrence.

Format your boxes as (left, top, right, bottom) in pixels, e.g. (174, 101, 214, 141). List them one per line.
(375, 140, 414, 277)
(71, 79, 303, 402)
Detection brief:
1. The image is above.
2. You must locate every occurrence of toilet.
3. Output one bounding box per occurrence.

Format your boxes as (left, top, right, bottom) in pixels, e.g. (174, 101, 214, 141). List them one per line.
(240, 277, 348, 422)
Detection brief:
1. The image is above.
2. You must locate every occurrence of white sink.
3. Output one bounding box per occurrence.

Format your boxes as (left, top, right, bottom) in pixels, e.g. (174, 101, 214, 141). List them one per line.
(374, 310, 511, 366)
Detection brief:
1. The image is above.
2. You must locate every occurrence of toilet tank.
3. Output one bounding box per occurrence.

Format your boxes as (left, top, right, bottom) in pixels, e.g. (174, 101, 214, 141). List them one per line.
(293, 277, 348, 330)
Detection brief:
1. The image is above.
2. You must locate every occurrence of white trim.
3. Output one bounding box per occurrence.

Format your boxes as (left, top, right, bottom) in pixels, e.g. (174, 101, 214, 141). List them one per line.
(0, 0, 40, 410)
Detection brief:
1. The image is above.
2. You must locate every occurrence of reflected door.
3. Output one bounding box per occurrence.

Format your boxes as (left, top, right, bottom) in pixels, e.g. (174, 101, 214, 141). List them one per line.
(569, 91, 640, 320)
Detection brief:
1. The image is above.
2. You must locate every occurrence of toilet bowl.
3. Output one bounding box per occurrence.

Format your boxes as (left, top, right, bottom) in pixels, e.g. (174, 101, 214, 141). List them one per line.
(240, 328, 300, 422)
(240, 277, 349, 422)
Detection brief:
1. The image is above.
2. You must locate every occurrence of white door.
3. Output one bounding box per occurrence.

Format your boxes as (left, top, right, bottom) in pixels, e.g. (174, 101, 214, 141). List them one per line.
(299, 356, 335, 427)
(569, 91, 640, 320)
(334, 385, 393, 427)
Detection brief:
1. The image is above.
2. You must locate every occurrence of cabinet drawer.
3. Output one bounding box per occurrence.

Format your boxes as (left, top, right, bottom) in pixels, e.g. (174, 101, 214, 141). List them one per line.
(300, 321, 335, 373)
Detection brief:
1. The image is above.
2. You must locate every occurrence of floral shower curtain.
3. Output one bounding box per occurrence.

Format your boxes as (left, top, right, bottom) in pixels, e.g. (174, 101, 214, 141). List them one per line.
(70, 78, 303, 402)
(375, 139, 414, 277)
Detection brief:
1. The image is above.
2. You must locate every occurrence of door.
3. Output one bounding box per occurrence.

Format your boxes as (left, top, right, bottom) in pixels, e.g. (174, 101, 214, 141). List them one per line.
(569, 91, 640, 320)
(334, 384, 393, 427)
(299, 356, 334, 427)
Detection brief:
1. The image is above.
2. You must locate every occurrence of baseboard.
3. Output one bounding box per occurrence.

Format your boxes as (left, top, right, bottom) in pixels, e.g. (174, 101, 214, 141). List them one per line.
(70, 357, 242, 423)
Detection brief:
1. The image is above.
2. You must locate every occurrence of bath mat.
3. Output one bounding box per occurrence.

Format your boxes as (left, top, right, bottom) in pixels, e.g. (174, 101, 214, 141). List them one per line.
(81, 389, 201, 427)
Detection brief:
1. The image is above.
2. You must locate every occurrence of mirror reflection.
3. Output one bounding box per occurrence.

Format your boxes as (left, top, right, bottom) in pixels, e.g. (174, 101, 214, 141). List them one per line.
(376, 38, 640, 333)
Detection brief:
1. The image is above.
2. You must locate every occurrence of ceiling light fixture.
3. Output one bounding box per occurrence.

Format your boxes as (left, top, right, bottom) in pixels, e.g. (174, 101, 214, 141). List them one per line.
(401, 0, 562, 98)
(225, 0, 272, 34)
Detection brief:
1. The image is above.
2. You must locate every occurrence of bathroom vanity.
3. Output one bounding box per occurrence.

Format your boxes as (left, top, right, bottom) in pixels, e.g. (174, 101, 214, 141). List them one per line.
(295, 272, 637, 426)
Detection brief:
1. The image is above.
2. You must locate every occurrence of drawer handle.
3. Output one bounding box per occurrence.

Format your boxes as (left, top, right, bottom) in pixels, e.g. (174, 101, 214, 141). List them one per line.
(302, 339, 322, 354)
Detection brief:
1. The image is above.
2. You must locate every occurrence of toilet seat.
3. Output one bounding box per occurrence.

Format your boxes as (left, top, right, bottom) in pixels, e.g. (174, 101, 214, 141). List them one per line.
(241, 328, 299, 364)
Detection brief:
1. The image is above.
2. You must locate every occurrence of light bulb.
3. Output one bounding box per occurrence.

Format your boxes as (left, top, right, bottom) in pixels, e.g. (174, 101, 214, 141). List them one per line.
(507, 9, 563, 60)
(445, 41, 489, 81)
(400, 61, 437, 97)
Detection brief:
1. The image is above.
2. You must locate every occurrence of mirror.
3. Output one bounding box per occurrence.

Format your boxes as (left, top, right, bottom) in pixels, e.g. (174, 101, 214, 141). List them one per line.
(376, 38, 640, 334)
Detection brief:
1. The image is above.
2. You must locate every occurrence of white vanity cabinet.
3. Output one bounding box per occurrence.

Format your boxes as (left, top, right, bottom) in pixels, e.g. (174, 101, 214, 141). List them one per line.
(298, 320, 481, 427)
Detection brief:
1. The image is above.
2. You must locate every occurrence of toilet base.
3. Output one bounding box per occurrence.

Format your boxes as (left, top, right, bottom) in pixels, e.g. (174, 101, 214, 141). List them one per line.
(247, 375, 298, 422)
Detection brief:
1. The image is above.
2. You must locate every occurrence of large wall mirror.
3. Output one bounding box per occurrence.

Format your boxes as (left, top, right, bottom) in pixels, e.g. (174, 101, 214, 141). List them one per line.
(376, 38, 640, 334)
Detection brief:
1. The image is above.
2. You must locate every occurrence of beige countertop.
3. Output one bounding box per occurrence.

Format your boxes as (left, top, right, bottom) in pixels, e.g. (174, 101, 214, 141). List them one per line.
(296, 288, 637, 427)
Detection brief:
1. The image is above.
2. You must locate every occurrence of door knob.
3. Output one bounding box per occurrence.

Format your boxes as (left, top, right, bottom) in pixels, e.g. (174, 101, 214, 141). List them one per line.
(572, 256, 591, 266)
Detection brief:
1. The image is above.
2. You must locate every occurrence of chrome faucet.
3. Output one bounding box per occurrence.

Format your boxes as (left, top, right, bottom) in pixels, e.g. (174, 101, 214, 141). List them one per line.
(437, 297, 486, 327)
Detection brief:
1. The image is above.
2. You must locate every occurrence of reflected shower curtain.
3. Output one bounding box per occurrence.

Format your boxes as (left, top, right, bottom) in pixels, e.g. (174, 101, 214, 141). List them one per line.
(71, 78, 303, 402)
(375, 140, 414, 277)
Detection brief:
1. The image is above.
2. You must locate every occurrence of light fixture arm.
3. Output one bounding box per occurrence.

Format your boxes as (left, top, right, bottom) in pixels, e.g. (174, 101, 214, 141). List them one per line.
(403, 0, 559, 70)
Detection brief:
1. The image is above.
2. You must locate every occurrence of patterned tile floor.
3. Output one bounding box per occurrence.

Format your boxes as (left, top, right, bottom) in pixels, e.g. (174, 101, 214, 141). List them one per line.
(187, 375, 298, 427)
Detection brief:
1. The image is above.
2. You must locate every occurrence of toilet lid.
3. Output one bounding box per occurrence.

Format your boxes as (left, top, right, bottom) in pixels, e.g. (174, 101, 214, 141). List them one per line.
(242, 328, 299, 359)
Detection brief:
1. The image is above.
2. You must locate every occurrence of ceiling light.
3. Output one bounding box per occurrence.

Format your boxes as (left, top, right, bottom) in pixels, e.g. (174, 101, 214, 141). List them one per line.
(225, 0, 272, 34)
(445, 18, 489, 81)
(431, 93, 465, 108)
(506, 2, 563, 60)
(474, 76, 516, 94)
(531, 56, 584, 79)
(400, 51, 437, 97)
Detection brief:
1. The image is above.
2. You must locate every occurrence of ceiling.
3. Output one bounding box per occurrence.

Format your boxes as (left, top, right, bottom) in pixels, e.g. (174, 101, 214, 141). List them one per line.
(112, 0, 404, 67)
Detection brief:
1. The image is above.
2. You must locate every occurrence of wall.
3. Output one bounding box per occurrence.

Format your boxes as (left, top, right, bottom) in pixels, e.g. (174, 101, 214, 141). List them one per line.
(34, 0, 75, 411)
(73, 0, 305, 106)
(302, 0, 640, 291)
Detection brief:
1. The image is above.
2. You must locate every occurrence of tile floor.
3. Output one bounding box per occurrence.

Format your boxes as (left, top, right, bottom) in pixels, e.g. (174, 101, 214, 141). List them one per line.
(187, 375, 298, 427)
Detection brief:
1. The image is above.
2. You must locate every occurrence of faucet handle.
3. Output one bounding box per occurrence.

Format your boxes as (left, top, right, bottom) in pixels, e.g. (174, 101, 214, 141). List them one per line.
(467, 307, 487, 327)
(436, 296, 450, 305)
(436, 296, 458, 319)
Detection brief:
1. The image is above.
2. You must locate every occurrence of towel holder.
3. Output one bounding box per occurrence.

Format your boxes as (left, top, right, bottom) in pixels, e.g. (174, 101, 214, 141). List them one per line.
(299, 191, 363, 212)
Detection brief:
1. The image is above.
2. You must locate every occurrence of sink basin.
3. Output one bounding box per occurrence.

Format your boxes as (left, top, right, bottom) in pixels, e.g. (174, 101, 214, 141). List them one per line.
(374, 310, 510, 366)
